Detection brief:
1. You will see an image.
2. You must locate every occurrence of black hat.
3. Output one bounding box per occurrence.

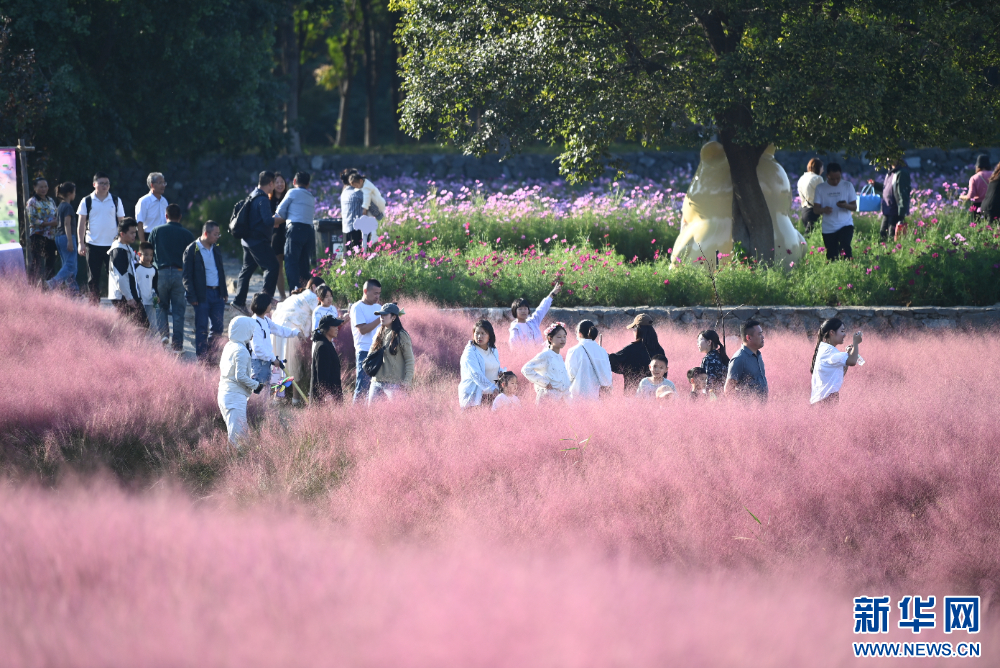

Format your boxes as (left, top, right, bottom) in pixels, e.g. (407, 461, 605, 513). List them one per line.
(318, 315, 345, 329)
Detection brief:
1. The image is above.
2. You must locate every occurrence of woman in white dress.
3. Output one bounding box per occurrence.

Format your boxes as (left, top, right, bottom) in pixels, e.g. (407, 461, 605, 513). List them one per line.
(459, 319, 502, 408)
(521, 322, 571, 404)
(565, 320, 613, 401)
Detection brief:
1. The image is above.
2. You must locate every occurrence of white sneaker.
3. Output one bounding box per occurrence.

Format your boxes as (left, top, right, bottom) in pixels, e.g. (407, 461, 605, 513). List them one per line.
(161, 336, 170, 345)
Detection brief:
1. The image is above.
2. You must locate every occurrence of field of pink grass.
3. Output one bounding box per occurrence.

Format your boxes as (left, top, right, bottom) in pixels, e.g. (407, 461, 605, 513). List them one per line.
(0, 279, 220, 475)
(2, 281, 999, 666)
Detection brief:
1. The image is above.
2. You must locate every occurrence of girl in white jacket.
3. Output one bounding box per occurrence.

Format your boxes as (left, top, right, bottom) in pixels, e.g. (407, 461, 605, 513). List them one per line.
(521, 322, 571, 404)
(508, 284, 561, 348)
(565, 320, 613, 401)
(458, 319, 501, 408)
(249, 292, 302, 385)
(218, 317, 263, 445)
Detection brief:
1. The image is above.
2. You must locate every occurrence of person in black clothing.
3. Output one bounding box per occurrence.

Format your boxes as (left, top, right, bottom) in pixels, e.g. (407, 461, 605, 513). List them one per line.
(608, 313, 665, 394)
(233, 171, 280, 314)
(982, 163, 1000, 222)
(311, 314, 345, 403)
(697, 329, 730, 392)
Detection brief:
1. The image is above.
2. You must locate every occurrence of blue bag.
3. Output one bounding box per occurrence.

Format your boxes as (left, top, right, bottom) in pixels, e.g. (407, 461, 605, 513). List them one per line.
(857, 183, 881, 213)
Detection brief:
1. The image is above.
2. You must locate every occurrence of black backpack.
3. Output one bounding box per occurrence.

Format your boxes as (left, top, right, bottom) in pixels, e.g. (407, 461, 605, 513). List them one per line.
(85, 193, 120, 219)
(229, 191, 264, 240)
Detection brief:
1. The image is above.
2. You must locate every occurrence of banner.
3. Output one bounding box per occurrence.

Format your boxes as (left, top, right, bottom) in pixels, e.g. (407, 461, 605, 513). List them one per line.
(0, 149, 18, 244)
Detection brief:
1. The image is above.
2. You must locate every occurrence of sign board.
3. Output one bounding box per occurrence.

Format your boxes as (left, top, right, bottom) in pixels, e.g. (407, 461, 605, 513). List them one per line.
(0, 149, 18, 244)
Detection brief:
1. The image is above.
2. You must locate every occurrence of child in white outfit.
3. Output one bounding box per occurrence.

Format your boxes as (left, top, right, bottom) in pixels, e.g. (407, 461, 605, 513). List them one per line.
(249, 292, 302, 386)
(312, 285, 340, 331)
(521, 322, 571, 403)
(135, 242, 158, 333)
(357, 176, 386, 220)
(637, 355, 676, 398)
(491, 371, 522, 411)
(508, 284, 561, 347)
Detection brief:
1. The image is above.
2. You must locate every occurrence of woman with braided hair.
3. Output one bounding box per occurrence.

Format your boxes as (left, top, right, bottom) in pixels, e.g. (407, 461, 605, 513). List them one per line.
(810, 318, 863, 405)
(520, 322, 571, 404)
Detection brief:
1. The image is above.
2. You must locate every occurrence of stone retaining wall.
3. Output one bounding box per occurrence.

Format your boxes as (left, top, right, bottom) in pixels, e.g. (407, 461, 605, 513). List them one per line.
(445, 305, 1000, 338)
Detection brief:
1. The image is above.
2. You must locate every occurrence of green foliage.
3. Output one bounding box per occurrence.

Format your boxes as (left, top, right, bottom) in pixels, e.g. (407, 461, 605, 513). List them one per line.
(2, 0, 283, 180)
(321, 209, 1000, 307)
(394, 0, 1000, 179)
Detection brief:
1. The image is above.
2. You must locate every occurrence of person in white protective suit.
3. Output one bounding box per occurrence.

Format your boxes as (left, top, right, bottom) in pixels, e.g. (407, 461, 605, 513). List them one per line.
(218, 316, 264, 445)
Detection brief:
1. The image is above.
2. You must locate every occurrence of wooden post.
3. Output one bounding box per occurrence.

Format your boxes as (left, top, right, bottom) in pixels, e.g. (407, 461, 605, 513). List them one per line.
(15, 138, 35, 272)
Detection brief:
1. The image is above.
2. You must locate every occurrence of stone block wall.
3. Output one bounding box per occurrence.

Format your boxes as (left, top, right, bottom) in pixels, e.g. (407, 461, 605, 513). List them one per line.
(446, 305, 1000, 339)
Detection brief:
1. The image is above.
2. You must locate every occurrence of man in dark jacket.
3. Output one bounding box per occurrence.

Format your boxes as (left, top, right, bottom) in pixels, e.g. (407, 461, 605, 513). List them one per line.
(311, 314, 345, 403)
(232, 171, 280, 314)
(183, 221, 228, 358)
(879, 159, 911, 241)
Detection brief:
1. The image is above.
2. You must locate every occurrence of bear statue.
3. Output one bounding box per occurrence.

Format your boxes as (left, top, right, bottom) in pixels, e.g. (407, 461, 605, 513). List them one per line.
(670, 142, 807, 267)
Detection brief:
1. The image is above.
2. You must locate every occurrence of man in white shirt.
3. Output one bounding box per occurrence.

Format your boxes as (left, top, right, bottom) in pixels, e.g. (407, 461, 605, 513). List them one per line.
(136, 172, 168, 242)
(349, 278, 382, 404)
(77, 172, 125, 303)
(811, 163, 857, 261)
(796, 158, 824, 234)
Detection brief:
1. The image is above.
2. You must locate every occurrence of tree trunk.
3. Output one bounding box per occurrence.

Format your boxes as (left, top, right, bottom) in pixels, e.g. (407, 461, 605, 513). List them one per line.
(335, 9, 357, 148)
(718, 135, 773, 263)
(336, 76, 352, 147)
(281, 1, 302, 155)
(360, 0, 376, 148)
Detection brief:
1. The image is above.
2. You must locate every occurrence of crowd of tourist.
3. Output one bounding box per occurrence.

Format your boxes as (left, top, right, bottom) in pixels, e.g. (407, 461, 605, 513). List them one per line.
(19, 159, 927, 446)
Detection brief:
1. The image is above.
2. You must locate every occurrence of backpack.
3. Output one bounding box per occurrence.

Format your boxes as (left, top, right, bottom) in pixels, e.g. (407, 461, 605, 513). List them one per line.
(229, 191, 264, 240)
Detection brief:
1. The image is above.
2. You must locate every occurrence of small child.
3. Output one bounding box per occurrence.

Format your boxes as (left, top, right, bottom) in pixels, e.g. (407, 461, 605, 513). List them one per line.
(249, 292, 302, 387)
(687, 366, 718, 400)
(312, 285, 340, 331)
(134, 241, 158, 331)
(357, 174, 386, 220)
(491, 371, 522, 411)
(637, 354, 676, 399)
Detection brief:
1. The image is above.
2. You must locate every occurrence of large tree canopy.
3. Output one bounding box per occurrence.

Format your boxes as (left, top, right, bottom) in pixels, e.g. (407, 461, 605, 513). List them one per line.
(1, 0, 283, 181)
(394, 0, 1000, 261)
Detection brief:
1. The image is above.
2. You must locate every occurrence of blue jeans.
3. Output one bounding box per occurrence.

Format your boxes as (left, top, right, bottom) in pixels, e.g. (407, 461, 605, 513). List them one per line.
(50, 234, 78, 287)
(251, 358, 272, 386)
(368, 380, 404, 405)
(194, 287, 225, 357)
(283, 222, 315, 292)
(156, 267, 186, 348)
(353, 350, 371, 404)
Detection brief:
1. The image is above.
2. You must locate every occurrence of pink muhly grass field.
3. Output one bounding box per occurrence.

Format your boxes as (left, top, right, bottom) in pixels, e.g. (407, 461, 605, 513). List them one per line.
(0, 279, 219, 474)
(2, 282, 999, 665)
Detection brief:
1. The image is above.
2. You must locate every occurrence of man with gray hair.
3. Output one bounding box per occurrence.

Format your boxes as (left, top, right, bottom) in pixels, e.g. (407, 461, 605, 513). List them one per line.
(136, 172, 169, 242)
